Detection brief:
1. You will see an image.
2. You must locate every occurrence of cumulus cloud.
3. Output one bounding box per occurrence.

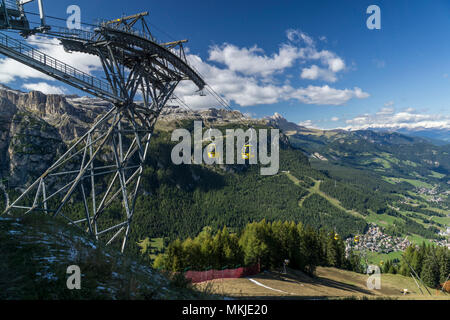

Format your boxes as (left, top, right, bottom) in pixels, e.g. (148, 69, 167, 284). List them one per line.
(208, 29, 346, 83)
(22, 82, 67, 95)
(299, 120, 314, 127)
(301, 65, 337, 82)
(177, 30, 367, 109)
(0, 58, 54, 83)
(209, 43, 303, 77)
(344, 108, 450, 130)
(177, 54, 368, 108)
(290, 85, 368, 105)
(0, 36, 102, 84)
(297, 44, 346, 81)
(331, 117, 339, 121)
(1, 30, 368, 110)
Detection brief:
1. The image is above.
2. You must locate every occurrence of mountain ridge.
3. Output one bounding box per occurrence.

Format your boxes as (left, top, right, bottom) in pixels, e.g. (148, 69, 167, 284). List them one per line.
(0, 86, 448, 259)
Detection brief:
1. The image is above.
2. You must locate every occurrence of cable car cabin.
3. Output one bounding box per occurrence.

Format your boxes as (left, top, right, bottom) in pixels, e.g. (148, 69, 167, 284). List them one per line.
(354, 235, 360, 243)
(0, 0, 30, 31)
(241, 144, 254, 160)
(334, 233, 339, 241)
(207, 144, 218, 159)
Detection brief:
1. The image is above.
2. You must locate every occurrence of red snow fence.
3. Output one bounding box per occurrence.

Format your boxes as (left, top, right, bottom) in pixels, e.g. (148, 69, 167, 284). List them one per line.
(440, 281, 450, 293)
(184, 264, 260, 283)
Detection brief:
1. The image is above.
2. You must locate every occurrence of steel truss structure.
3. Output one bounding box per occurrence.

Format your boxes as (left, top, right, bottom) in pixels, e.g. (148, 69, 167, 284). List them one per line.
(0, 4, 205, 251)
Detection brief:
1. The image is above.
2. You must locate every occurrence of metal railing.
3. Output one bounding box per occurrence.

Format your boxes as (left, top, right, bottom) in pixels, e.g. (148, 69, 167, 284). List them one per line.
(0, 32, 116, 98)
(49, 26, 97, 42)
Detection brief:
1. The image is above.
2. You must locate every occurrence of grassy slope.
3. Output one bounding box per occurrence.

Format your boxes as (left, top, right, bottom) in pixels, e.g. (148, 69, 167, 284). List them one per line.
(196, 267, 449, 300)
(0, 214, 210, 300)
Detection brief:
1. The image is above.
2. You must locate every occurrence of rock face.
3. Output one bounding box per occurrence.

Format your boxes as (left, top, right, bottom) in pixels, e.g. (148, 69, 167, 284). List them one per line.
(0, 85, 281, 188)
(7, 112, 65, 187)
(0, 85, 110, 187)
(0, 97, 18, 180)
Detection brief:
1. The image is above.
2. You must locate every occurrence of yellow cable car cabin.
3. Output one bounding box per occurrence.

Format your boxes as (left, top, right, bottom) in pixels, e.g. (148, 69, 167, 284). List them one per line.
(207, 144, 218, 159)
(354, 235, 360, 243)
(334, 233, 339, 241)
(241, 144, 254, 160)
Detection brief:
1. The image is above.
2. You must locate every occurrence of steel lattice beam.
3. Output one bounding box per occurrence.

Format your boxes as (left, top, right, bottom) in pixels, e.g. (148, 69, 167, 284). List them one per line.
(1, 12, 204, 251)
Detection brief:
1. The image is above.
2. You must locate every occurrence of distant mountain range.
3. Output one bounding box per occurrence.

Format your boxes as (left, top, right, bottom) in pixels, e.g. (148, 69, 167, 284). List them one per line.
(265, 112, 449, 146)
(391, 128, 449, 145)
(266, 112, 450, 187)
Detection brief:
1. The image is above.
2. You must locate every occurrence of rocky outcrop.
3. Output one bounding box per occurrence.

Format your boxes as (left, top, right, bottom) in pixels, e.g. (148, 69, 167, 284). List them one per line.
(0, 97, 18, 179)
(0, 85, 293, 188)
(0, 86, 85, 186)
(7, 112, 65, 187)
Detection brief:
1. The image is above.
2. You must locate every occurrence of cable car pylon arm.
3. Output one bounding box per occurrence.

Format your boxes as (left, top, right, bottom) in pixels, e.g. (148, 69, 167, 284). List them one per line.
(0, 32, 121, 102)
(0, 2, 207, 252)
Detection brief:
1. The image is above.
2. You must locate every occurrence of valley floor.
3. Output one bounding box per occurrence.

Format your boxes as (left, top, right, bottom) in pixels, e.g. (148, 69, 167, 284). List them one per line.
(195, 267, 450, 300)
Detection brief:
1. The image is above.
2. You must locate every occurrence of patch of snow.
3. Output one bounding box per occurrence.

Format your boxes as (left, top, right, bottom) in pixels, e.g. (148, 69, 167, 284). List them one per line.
(40, 256, 58, 264)
(42, 272, 58, 281)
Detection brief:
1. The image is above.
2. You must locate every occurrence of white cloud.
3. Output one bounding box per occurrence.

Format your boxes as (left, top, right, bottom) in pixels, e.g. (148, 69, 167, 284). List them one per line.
(377, 107, 394, 115)
(290, 85, 369, 105)
(299, 120, 314, 127)
(177, 30, 367, 109)
(344, 108, 450, 130)
(295, 40, 346, 81)
(22, 82, 67, 95)
(306, 49, 346, 73)
(384, 101, 394, 107)
(208, 43, 302, 77)
(301, 65, 337, 82)
(1, 30, 368, 110)
(208, 30, 346, 83)
(0, 36, 102, 84)
(331, 117, 339, 121)
(0, 58, 54, 83)
(29, 36, 102, 74)
(177, 54, 369, 108)
(286, 29, 314, 46)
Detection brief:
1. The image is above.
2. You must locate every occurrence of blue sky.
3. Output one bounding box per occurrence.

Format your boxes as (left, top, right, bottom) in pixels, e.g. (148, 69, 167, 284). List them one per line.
(1, 0, 450, 131)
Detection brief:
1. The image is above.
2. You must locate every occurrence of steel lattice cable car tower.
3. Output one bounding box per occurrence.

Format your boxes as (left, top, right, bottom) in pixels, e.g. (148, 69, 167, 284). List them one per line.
(0, 1, 205, 251)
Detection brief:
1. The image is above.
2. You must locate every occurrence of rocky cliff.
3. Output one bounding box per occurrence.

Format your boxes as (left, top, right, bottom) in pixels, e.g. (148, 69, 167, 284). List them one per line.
(0, 85, 267, 188)
(0, 85, 111, 187)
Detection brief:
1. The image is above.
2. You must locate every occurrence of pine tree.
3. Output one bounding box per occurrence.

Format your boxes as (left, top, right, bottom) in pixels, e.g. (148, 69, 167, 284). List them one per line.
(239, 220, 271, 267)
(421, 253, 440, 289)
(299, 225, 319, 274)
(437, 247, 450, 284)
(326, 233, 338, 267)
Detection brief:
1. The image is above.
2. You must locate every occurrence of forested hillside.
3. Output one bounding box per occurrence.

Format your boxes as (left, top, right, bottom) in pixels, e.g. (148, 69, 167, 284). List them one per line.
(96, 127, 370, 257)
(0, 88, 447, 264)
